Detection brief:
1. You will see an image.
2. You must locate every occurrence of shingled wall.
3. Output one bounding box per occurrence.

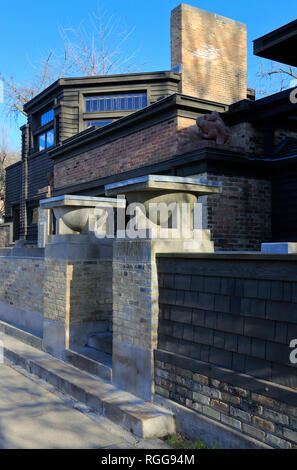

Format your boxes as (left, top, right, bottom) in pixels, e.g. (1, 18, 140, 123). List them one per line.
(155, 254, 297, 448)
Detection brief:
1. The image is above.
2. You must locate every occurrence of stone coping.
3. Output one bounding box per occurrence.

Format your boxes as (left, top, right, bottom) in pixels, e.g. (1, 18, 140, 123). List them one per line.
(105, 174, 221, 196)
(0, 222, 12, 227)
(157, 251, 297, 261)
(40, 194, 126, 209)
(0, 256, 44, 260)
(261, 242, 297, 254)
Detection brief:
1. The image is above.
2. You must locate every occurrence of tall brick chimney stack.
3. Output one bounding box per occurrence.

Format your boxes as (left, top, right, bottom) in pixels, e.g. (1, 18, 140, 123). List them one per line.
(171, 4, 247, 104)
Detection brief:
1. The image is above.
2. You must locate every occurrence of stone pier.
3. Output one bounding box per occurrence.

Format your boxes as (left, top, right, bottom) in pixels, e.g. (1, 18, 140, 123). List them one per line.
(40, 195, 125, 359)
(106, 175, 221, 399)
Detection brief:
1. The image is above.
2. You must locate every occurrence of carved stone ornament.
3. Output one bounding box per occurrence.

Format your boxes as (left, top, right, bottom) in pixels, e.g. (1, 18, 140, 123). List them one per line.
(195, 111, 230, 145)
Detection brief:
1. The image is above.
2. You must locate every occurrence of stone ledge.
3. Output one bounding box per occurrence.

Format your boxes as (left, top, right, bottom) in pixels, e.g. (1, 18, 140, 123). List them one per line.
(2, 334, 175, 439)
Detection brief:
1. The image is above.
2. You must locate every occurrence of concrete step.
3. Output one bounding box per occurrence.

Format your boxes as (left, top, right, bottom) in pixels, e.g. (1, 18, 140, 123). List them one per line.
(66, 347, 112, 382)
(87, 332, 112, 355)
(0, 319, 42, 350)
(2, 333, 175, 439)
(87, 320, 111, 334)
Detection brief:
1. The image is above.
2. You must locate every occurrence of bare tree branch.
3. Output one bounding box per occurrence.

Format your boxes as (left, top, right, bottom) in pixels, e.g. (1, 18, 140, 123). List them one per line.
(59, 5, 140, 77)
(256, 59, 297, 96)
(0, 3, 142, 119)
(0, 127, 21, 215)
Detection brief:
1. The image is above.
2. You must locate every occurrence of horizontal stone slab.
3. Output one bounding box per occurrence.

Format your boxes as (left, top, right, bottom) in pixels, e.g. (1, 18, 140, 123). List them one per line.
(2, 334, 175, 439)
(261, 243, 297, 254)
(105, 174, 221, 196)
(40, 194, 126, 209)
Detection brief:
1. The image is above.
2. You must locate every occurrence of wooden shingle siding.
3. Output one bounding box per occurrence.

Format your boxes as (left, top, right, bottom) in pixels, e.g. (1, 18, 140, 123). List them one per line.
(27, 152, 54, 200)
(5, 162, 22, 217)
(272, 176, 297, 241)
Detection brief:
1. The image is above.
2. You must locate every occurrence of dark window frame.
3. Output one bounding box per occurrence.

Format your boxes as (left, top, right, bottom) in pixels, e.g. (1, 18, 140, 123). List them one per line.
(85, 119, 114, 128)
(38, 128, 54, 151)
(41, 109, 54, 126)
(85, 92, 147, 113)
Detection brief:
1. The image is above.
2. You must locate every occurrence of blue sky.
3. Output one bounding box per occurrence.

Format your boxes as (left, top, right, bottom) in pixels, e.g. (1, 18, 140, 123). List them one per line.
(0, 0, 296, 150)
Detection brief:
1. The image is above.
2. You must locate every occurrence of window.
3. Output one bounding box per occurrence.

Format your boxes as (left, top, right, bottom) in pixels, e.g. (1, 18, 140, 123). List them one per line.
(39, 128, 54, 151)
(85, 119, 113, 128)
(85, 93, 147, 113)
(41, 109, 54, 126)
(31, 208, 39, 224)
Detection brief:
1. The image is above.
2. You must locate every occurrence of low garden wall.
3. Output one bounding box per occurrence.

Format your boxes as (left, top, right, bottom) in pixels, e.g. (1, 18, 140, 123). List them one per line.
(0, 256, 44, 335)
(155, 253, 297, 449)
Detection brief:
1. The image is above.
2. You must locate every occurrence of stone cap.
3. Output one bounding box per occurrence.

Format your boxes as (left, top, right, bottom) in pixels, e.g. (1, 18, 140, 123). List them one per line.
(105, 175, 221, 196)
(40, 194, 126, 209)
(261, 242, 297, 254)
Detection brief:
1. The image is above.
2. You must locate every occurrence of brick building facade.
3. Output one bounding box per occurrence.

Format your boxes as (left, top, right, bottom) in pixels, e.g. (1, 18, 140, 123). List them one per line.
(3, 3, 297, 250)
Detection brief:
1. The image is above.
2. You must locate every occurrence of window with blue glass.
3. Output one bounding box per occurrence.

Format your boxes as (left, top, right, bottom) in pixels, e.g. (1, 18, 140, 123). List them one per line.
(85, 93, 147, 113)
(39, 128, 54, 151)
(85, 119, 113, 128)
(41, 109, 54, 126)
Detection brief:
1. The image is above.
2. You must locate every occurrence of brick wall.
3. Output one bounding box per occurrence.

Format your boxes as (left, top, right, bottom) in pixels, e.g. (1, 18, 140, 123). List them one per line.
(155, 254, 297, 448)
(229, 122, 264, 155)
(198, 173, 272, 251)
(44, 259, 112, 325)
(55, 119, 272, 252)
(0, 257, 44, 313)
(171, 4, 247, 104)
(274, 129, 297, 147)
(155, 356, 297, 449)
(54, 118, 181, 190)
(113, 256, 158, 350)
(112, 239, 160, 399)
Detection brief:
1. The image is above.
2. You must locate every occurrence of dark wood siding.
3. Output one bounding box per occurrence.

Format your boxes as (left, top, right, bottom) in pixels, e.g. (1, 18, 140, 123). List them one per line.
(5, 161, 22, 218)
(272, 175, 297, 241)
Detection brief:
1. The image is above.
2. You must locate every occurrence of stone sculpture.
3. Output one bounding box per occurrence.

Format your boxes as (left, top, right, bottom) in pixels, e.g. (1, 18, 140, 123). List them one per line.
(196, 111, 230, 145)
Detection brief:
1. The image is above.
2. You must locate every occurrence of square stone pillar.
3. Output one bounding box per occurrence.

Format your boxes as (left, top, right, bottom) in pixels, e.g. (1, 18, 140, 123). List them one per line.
(41, 195, 125, 359)
(38, 207, 51, 248)
(106, 175, 221, 399)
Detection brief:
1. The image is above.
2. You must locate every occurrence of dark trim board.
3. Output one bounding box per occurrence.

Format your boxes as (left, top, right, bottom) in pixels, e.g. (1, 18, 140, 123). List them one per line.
(253, 19, 297, 67)
(23, 71, 181, 113)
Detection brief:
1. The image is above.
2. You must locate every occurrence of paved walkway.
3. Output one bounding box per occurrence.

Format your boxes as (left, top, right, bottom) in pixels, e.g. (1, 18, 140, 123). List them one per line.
(0, 363, 170, 449)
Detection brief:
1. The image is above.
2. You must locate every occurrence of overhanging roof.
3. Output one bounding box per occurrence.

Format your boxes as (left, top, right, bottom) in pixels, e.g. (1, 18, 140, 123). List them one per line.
(253, 19, 297, 67)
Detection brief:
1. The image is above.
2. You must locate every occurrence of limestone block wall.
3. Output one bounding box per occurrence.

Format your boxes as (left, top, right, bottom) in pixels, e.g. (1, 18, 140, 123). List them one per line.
(112, 240, 159, 399)
(113, 259, 158, 350)
(0, 256, 44, 334)
(38, 208, 50, 248)
(44, 259, 113, 325)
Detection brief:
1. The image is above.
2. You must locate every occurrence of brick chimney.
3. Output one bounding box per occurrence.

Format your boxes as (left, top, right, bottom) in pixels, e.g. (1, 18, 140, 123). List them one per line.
(171, 4, 247, 104)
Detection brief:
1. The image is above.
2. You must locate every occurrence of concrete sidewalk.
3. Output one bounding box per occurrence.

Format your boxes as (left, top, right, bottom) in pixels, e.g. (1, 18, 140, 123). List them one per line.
(0, 363, 170, 449)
